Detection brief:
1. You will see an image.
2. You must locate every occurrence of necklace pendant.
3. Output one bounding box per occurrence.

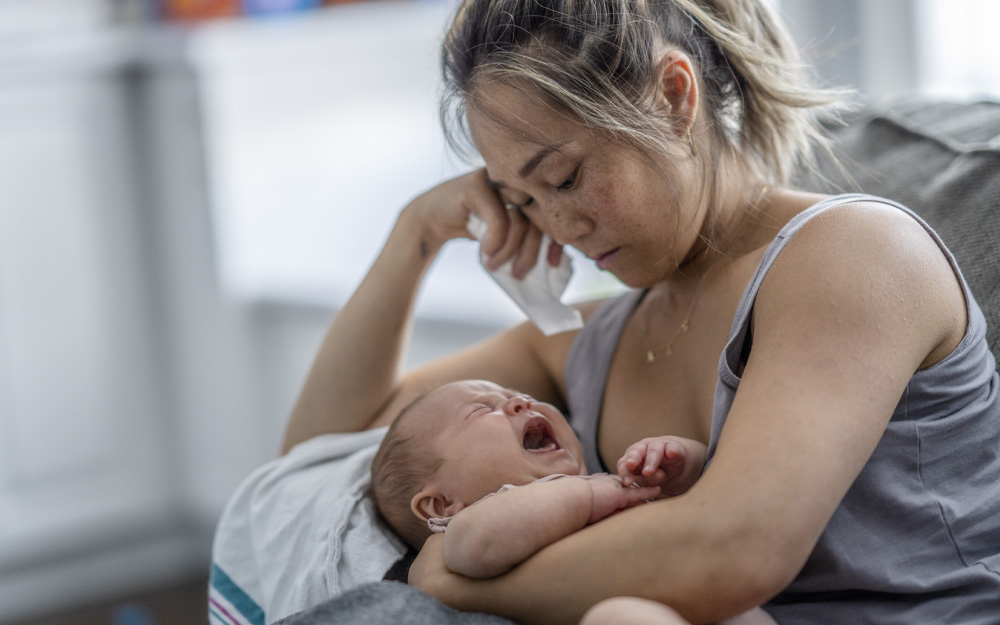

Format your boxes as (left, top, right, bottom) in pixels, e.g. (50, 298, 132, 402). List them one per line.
(646, 349, 655, 364)
(680, 319, 690, 332)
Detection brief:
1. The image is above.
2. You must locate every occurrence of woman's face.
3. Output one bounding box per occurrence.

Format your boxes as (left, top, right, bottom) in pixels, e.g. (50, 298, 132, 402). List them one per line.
(468, 83, 704, 288)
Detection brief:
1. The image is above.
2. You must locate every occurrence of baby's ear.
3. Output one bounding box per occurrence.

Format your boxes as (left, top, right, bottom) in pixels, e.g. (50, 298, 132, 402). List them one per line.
(411, 488, 466, 522)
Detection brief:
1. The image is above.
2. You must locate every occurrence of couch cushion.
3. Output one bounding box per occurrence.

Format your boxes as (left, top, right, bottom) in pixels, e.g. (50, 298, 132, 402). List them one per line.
(797, 100, 1000, 368)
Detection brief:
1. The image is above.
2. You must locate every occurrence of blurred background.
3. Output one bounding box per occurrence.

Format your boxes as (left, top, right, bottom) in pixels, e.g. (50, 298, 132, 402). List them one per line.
(0, 0, 996, 623)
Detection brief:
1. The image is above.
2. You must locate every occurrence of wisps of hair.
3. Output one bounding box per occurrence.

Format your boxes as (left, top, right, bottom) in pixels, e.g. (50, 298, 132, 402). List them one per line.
(441, 0, 853, 184)
(370, 391, 444, 550)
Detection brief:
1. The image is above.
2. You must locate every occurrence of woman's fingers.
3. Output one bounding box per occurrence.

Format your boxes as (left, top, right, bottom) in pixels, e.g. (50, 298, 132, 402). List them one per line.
(546, 239, 565, 267)
(419, 167, 547, 278)
(510, 221, 543, 278)
(456, 170, 504, 249)
(484, 207, 529, 270)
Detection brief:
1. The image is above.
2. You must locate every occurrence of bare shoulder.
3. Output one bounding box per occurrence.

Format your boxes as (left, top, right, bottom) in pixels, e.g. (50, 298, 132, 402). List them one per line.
(757, 199, 966, 369)
(693, 200, 968, 576)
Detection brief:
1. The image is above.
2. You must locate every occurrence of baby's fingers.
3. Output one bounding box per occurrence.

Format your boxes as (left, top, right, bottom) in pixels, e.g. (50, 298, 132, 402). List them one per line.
(641, 444, 666, 476)
(616, 446, 648, 485)
(634, 469, 666, 488)
(625, 485, 661, 505)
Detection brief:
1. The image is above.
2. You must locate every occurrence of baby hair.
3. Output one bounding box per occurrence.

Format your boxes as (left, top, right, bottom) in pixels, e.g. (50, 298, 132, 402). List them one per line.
(370, 390, 445, 549)
(441, 0, 850, 184)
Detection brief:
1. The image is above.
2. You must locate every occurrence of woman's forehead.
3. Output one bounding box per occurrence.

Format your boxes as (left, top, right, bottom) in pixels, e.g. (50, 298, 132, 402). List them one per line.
(468, 82, 580, 148)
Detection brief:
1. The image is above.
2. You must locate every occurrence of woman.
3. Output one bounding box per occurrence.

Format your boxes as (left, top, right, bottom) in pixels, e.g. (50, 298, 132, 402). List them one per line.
(281, 0, 1000, 623)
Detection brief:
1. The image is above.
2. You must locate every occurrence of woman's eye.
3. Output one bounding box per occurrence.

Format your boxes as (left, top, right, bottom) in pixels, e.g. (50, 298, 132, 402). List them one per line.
(557, 171, 577, 191)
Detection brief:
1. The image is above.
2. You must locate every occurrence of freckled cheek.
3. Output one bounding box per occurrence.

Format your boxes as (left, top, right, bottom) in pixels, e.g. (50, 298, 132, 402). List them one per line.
(589, 181, 650, 239)
(588, 181, 626, 225)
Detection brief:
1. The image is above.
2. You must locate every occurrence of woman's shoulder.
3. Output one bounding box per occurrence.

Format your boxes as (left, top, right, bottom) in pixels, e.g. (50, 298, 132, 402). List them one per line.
(775, 194, 953, 280)
(748, 191, 955, 280)
(754, 194, 967, 369)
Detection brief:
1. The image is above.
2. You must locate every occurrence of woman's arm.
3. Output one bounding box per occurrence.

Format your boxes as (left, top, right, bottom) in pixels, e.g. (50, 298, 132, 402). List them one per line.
(281, 170, 579, 453)
(445, 476, 659, 578)
(410, 203, 968, 624)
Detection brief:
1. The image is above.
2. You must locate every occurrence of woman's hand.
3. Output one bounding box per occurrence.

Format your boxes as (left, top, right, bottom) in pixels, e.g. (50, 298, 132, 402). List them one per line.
(406, 168, 559, 278)
(409, 534, 462, 604)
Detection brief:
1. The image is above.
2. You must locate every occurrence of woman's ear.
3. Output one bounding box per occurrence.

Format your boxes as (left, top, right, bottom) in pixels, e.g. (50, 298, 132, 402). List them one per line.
(411, 487, 466, 522)
(655, 50, 700, 139)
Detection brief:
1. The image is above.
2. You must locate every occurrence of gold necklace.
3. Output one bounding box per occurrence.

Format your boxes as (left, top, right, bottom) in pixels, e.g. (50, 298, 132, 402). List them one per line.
(640, 184, 770, 364)
(640, 277, 706, 363)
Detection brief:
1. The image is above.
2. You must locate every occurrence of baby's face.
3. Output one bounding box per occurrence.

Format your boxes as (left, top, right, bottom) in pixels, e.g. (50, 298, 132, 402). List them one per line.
(421, 380, 586, 506)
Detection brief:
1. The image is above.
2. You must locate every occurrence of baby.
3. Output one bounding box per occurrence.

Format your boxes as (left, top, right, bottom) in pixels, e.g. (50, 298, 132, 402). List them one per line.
(370, 380, 776, 625)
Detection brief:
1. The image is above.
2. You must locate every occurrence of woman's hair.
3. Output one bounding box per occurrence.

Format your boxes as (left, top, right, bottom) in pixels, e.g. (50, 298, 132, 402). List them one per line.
(441, 0, 850, 185)
(370, 390, 445, 550)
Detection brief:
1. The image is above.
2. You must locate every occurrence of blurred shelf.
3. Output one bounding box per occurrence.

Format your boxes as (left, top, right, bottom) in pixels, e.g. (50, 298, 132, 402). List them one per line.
(0, 1, 452, 81)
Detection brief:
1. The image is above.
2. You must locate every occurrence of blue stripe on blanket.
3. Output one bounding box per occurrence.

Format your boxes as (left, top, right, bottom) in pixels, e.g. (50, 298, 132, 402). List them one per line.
(210, 562, 265, 625)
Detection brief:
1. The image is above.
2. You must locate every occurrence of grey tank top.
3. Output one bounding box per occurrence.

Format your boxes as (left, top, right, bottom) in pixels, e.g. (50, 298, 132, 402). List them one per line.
(564, 194, 1000, 624)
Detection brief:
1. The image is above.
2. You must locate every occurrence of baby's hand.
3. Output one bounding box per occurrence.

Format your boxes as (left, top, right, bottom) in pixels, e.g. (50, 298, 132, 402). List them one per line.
(586, 476, 660, 524)
(616, 436, 706, 497)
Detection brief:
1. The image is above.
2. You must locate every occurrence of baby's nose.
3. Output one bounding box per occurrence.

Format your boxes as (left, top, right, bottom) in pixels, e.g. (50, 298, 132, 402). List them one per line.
(502, 395, 530, 416)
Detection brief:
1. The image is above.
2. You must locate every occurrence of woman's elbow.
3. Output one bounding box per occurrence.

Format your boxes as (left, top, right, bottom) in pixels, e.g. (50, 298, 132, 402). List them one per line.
(710, 524, 809, 611)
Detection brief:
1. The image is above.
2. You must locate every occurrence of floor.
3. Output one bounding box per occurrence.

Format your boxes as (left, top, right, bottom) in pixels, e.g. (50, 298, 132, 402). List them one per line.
(11, 577, 209, 625)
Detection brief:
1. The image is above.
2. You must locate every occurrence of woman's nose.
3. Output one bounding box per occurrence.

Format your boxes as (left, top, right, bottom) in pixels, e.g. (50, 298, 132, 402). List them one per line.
(502, 396, 530, 416)
(538, 203, 593, 247)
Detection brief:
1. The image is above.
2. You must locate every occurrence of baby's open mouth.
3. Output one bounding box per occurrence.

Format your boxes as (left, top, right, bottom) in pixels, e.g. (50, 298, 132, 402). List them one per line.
(522, 417, 560, 452)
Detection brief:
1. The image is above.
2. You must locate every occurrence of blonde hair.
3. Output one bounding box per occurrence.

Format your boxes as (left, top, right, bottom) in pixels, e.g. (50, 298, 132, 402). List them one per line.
(370, 391, 444, 549)
(441, 0, 851, 185)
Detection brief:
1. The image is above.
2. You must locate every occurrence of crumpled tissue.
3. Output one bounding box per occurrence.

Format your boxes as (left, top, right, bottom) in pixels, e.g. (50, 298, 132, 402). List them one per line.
(467, 213, 584, 336)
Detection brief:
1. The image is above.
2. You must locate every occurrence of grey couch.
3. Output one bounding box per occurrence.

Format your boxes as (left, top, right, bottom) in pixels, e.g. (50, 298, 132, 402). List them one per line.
(798, 99, 1000, 367)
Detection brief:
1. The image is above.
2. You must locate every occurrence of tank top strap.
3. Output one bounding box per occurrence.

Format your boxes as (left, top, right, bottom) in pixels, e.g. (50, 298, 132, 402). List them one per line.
(720, 193, 979, 386)
(710, 192, 987, 462)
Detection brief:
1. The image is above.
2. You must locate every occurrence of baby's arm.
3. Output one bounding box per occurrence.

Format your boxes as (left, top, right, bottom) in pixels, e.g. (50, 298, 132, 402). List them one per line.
(444, 476, 659, 579)
(617, 436, 708, 497)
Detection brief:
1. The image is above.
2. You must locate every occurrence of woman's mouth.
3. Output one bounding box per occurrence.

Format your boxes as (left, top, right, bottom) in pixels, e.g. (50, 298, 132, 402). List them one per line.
(595, 248, 621, 271)
(522, 417, 561, 453)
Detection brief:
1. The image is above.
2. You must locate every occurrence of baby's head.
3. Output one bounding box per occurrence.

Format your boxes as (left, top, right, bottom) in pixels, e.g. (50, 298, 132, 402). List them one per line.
(371, 380, 585, 549)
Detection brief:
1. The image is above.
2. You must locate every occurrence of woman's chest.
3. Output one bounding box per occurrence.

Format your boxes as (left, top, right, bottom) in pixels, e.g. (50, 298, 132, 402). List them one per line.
(596, 257, 761, 466)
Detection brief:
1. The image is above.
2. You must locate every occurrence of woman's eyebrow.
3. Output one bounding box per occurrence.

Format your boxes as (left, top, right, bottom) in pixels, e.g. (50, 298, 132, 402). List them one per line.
(518, 145, 558, 178)
(486, 144, 564, 189)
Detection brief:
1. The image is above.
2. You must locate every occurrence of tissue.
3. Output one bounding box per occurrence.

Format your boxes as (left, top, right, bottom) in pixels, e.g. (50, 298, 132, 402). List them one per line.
(466, 214, 584, 336)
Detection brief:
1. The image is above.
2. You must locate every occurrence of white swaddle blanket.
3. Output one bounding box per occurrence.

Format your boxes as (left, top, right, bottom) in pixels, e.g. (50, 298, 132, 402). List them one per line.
(210, 428, 400, 625)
